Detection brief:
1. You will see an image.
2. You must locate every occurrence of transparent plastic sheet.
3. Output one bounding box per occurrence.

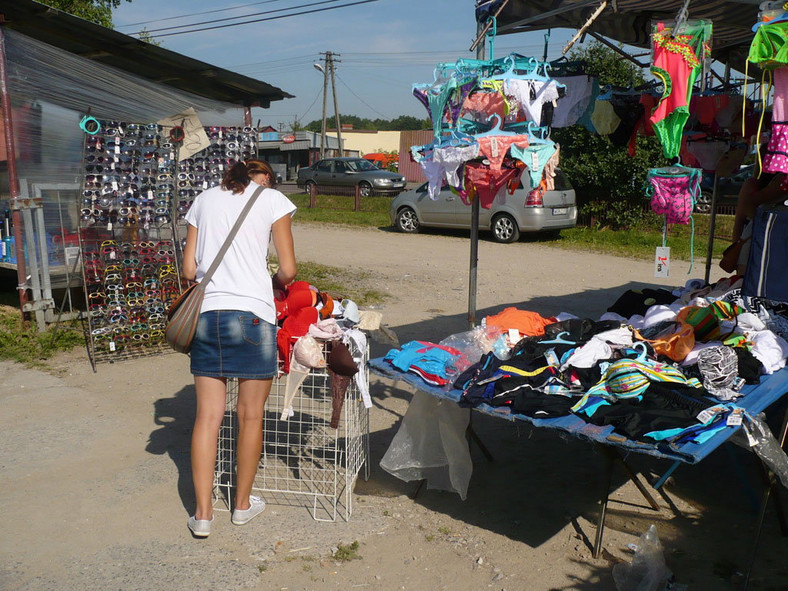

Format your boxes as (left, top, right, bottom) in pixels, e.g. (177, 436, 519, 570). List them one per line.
(731, 413, 788, 489)
(438, 325, 499, 372)
(0, 29, 245, 279)
(379, 390, 473, 500)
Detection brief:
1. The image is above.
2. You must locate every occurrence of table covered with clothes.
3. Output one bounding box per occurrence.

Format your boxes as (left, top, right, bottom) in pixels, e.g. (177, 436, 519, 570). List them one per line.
(370, 275, 788, 500)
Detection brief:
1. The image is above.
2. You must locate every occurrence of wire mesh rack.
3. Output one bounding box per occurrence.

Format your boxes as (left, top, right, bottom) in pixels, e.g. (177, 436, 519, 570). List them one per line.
(214, 340, 370, 522)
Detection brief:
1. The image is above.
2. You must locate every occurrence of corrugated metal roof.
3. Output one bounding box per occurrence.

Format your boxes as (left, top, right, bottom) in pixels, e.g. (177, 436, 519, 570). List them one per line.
(399, 130, 433, 182)
(0, 0, 293, 107)
(478, 0, 758, 74)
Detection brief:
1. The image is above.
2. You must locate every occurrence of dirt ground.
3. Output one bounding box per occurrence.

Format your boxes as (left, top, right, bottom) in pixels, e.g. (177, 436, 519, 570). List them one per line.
(2, 223, 787, 591)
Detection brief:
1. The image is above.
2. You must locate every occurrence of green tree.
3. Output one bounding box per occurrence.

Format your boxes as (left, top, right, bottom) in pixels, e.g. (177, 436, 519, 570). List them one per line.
(554, 42, 666, 229)
(304, 114, 430, 132)
(138, 27, 162, 47)
(38, 0, 130, 28)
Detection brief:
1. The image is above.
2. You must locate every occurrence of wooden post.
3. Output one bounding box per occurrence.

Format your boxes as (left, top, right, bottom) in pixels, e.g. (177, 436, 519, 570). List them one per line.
(309, 182, 316, 208)
(354, 184, 361, 212)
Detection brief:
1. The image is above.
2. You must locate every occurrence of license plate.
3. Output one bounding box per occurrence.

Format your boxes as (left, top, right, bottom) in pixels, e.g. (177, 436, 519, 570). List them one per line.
(552, 207, 568, 215)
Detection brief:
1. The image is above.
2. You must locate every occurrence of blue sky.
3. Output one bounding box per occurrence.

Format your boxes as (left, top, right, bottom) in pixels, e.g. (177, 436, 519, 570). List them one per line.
(113, 0, 577, 129)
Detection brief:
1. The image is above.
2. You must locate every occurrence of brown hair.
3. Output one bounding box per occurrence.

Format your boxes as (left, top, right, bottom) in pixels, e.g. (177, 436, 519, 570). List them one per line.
(221, 159, 277, 194)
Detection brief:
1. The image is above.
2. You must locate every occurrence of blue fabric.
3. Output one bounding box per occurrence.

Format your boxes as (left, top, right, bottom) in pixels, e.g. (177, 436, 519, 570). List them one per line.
(191, 310, 277, 379)
(369, 357, 788, 465)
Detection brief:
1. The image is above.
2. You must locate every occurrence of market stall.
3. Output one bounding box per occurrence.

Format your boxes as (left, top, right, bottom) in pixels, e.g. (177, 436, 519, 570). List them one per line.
(0, 1, 291, 333)
(375, 3, 788, 589)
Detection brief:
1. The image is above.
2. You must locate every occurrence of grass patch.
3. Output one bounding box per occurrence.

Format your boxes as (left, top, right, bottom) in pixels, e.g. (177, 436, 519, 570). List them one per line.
(0, 305, 84, 367)
(290, 192, 391, 228)
(332, 541, 361, 562)
(288, 191, 734, 263)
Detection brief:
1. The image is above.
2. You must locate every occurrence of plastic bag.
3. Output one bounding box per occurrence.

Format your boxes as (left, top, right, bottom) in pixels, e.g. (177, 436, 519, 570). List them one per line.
(379, 390, 472, 499)
(439, 325, 499, 372)
(731, 413, 788, 489)
(613, 525, 669, 591)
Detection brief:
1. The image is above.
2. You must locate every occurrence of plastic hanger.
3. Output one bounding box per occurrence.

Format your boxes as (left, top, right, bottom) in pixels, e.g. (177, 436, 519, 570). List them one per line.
(539, 331, 576, 345)
(475, 114, 520, 137)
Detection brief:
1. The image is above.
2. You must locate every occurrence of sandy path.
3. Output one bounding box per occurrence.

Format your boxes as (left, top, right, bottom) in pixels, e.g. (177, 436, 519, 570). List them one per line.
(1, 224, 785, 591)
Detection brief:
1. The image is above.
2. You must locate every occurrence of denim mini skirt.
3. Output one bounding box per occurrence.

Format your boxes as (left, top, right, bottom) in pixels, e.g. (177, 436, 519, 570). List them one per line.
(190, 310, 277, 379)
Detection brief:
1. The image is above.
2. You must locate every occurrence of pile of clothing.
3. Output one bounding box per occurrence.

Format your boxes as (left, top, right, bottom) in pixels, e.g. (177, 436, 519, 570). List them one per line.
(384, 276, 788, 447)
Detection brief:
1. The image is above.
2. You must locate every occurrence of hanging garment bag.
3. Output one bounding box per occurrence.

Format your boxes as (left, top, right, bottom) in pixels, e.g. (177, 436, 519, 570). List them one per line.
(742, 202, 788, 302)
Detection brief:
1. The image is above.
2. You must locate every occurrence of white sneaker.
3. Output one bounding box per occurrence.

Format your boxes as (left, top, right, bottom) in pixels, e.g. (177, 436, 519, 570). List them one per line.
(231, 495, 266, 525)
(187, 514, 214, 538)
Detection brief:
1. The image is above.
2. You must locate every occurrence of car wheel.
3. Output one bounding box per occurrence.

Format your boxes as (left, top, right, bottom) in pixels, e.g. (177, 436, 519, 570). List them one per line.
(395, 207, 420, 233)
(491, 213, 520, 243)
(694, 190, 712, 214)
(304, 180, 316, 195)
(358, 181, 372, 197)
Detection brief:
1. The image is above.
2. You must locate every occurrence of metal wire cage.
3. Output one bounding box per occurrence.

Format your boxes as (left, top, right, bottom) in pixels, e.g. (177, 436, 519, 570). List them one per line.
(214, 339, 370, 521)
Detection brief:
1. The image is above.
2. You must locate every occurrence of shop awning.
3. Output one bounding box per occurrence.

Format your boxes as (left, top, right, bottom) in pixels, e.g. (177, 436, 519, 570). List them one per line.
(476, 0, 759, 74)
(0, 0, 293, 108)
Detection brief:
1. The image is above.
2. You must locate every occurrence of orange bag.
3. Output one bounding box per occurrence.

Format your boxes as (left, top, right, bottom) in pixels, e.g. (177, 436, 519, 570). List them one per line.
(634, 321, 695, 362)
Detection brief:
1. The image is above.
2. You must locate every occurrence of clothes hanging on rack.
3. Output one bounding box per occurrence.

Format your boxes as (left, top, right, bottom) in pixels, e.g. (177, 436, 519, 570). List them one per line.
(591, 99, 621, 135)
(551, 75, 594, 127)
(649, 20, 713, 159)
(764, 67, 788, 174)
(503, 78, 560, 126)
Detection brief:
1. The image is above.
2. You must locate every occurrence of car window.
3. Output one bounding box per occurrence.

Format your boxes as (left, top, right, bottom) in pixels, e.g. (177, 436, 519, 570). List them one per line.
(347, 159, 376, 172)
(552, 169, 573, 191)
(315, 161, 331, 172)
(334, 161, 347, 173)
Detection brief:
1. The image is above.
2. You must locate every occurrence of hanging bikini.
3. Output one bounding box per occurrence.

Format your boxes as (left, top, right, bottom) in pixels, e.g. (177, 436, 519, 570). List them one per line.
(649, 20, 712, 159)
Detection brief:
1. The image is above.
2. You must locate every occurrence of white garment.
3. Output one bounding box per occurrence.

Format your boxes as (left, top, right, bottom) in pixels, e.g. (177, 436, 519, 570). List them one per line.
(419, 159, 446, 200)
(562, 338, 612, 370)
(344, 328, 372, 409)
(736, 313, 767, 334)
(552, 75, 593, 127)
(643, 305, 677, 329)
(433, 144, 479, 186)
(504, 78, 560, 126)
(680, 341, 723, 366)
(750, 330, 788, 374)
(185, 183, 296, 323)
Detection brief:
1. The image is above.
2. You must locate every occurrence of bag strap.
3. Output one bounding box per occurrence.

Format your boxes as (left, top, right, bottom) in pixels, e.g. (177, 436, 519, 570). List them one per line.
(201, 185, 265, 284)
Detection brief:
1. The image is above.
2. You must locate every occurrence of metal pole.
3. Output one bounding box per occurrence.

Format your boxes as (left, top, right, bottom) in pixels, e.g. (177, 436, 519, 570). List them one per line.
(319, 54, 328, 158)
(704, 173, 719, 284)
(329, 52, 343, 157)
(468, 20, 485, 329)
(243, 106, 252, 127)
(0, 26, 30, 321)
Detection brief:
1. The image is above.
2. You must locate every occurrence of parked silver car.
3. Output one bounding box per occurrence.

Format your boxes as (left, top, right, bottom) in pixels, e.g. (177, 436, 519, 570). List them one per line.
(390, 170, 577, 243)
(297, 157, 407, 197)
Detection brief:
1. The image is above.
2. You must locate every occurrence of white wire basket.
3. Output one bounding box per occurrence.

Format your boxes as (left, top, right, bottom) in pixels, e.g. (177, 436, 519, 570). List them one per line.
(213, 339, 370, 521)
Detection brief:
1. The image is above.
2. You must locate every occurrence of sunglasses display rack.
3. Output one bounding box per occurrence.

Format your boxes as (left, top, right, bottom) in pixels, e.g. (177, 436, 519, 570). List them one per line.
(78, 121, 185, 368)
(213, 341, 370, 522)
(174, 126, 258, 224)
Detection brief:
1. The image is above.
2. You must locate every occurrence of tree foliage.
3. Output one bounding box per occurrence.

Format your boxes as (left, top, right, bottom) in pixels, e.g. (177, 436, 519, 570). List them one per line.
(304, 114, 430, 132)
(555, 42, 666, 228)
(38, 0, 130, 28)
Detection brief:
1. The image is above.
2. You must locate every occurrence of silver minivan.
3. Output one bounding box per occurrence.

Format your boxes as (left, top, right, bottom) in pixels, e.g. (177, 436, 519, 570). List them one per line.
(390, 169, 577, 243)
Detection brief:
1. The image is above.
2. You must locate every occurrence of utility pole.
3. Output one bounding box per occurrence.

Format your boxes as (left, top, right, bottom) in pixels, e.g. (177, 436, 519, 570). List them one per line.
(315, 51, 342, 158)
(328, 52, 343, 156)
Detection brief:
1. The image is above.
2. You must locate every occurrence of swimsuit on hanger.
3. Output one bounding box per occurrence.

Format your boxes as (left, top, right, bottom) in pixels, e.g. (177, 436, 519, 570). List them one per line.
(461, 90, 508, 121)
(480, 79, 516, 115)
(590, 99, 621, 135)
(433, 143, 480, 186)
(418, 159, 447, 200)
(609, 94, 644, 147)
(504, 78, 560, 126)
(764, 67, 788, 174)
(649, 21, 712, 159)
(510, 142, 558, 189)
(476, 134, 530, 172)
(541, 144, 561, 191)
(687, 138, 730, 171)
(551, 75, 594, 127)
(463, 161, 522, 209)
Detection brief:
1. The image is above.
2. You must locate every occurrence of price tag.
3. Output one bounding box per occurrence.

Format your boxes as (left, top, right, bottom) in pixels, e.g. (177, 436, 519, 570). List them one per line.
(106, 222, 113, 231)
(508, 328, 520, 343)
(696, 405, 725, 424)
(531, 152, 539, 170)
(727, 408, 744, 426)
(655, 246, 670, 278)
(544, 349, 559, 367)
(109, 341, 116, 352)
(114, 144, 120, 154)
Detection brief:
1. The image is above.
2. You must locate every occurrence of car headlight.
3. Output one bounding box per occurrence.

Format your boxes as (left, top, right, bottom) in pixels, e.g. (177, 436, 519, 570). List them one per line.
(374, 178, 393, 185)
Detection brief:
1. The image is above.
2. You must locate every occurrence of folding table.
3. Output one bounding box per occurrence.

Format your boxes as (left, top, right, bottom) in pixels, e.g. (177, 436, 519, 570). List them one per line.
(369, 357, 788, 589)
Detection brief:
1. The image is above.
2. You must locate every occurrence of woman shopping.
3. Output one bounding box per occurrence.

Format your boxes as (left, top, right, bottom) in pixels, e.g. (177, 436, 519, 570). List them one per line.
(181, 159, 297, 538)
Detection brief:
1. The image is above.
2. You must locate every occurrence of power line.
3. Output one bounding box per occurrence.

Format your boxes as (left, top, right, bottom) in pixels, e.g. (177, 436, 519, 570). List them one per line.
(117, 0, 286, 28)
(299, 83, 325, 122)
(137, 0, 346, 35)
(334, 73, 389, 119)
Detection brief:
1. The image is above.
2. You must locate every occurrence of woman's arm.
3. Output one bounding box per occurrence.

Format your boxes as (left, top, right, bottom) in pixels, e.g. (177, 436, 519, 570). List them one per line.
(271, 214, 296, 289)
(182, 224, 198, 281)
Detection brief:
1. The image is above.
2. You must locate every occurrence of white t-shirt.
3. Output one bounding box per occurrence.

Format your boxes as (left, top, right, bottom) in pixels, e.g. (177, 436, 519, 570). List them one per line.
(184, 182, 296, 323)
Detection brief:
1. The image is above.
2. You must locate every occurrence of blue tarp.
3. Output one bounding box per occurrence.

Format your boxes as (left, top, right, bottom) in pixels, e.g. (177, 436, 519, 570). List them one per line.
(369, 357, 788, 465)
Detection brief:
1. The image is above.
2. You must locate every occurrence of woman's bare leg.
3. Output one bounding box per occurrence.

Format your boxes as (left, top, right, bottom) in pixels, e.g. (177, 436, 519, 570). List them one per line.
(233, 377, 273, 510)
(191, 376, 227, 520)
